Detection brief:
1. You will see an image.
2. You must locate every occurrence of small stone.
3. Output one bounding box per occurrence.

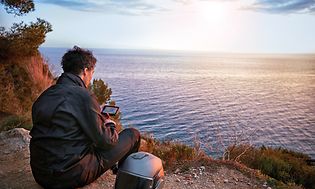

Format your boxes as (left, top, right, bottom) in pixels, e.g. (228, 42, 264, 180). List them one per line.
(263, 182, 268, 187)
(247, 182, 251, 186)
(193, 173, 199, 179)
(200, 166, 205, 171)
(267, 187, 272, 189)
(184, 175, 192, 180)
(176, 178, 181, 182)
(174, 168, 180, 174)
(224, 179, 229, 183)
(233, 177, 239, 182)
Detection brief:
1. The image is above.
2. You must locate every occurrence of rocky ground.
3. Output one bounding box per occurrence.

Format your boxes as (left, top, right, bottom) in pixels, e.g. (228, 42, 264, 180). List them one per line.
(0, 128, 271, 189)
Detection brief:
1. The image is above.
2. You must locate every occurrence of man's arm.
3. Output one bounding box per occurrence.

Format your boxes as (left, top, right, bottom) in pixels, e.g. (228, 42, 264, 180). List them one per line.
(75, 91, 118, 149)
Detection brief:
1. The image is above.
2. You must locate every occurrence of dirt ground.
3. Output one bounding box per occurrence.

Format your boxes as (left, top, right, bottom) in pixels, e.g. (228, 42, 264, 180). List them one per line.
(0, 128, 270, 189)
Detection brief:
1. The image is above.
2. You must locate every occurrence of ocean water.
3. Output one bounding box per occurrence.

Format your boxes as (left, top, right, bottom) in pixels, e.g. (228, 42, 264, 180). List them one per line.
(40, 48, 315, 158)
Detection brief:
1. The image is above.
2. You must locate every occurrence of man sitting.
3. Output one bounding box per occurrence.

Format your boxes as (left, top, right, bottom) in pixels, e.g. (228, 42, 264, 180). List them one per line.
(30, 46, 140, 188)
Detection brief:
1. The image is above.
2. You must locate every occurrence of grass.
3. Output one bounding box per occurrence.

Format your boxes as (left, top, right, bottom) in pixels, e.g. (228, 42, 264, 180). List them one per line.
(139, 135, 313, 189)
(0, 114, 32, 132)
(226, 144, 315, 189)
(140, 134, 211, 171)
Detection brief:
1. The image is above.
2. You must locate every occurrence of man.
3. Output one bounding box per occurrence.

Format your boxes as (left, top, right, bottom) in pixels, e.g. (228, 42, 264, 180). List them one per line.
(30, 46, 140, 188)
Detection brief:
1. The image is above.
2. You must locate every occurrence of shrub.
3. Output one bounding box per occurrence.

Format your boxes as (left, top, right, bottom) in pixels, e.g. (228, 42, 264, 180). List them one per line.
(0, 0, 34, 16)
(0, 19, 52, 59)
(141, 134, 208, 171)
(227, 145, 315, 189)
(89, 79, 123, 131)
(0, 0, 53, 118)
(89, 79, 112, 105)
(0, 56, 54, 116)
(0, 115, 32, 132)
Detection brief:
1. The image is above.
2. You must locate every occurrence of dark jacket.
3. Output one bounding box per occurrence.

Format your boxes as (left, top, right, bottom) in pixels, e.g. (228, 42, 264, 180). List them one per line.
(30, 73, 118, 177)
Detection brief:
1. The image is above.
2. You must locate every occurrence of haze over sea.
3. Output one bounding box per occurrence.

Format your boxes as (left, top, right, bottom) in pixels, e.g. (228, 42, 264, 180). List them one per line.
(40, 47, 315, 158)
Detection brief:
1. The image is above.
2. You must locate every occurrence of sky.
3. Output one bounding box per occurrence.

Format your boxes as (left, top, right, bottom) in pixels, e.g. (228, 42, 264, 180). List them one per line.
(1, 0, 315, 53)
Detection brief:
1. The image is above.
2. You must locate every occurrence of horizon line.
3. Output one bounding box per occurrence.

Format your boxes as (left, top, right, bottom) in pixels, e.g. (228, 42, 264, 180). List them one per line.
(40, 46, 315, 55)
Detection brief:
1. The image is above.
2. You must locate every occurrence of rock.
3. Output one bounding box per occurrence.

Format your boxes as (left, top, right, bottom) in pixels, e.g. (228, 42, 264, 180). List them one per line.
(174, 168, 180, 174)
(0, 128, 30, 154)
(263, 182, 268, 187)
(224, 179, 229, 183)
(0, 128, 41, 189)
(194, 174, 199, 179)
(200, 166, 205, 171)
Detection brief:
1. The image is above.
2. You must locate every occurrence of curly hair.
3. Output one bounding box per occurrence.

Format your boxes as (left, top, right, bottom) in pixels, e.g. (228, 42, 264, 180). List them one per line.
(61, 46, 97, 75)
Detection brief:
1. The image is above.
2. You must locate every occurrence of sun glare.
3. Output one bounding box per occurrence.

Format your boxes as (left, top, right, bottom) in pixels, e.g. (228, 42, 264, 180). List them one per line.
(199, 1, 230, 25)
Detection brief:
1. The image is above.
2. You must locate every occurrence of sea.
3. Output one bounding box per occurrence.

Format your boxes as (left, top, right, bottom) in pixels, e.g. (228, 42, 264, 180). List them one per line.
(40, 47, 315, 159)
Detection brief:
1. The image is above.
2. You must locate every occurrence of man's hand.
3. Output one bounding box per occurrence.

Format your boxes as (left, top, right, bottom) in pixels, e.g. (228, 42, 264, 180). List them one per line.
(103, 112, 110, 119)
(104, 116, 116, 129)
(103, 115, 118, 142)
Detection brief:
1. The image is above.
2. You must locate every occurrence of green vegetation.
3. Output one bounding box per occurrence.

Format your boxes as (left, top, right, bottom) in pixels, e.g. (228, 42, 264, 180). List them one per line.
(0, 0, 52, 59)
(140, 137, 313, 188)
(89, 79, 123, 131)
(89, 79, 112, 105)
(0, 115, 32, 131)
(0, 57, 54, 116)
(1, 0, 34, 16)
(0, 0, 54, 131)
(0, 19, 52, 58)
(141, 134, 210, 171)
(226, 144, 315, 189)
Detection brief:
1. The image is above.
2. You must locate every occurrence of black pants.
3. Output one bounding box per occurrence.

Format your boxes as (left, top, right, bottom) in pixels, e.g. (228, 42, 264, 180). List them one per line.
(33, 128, 140, 189)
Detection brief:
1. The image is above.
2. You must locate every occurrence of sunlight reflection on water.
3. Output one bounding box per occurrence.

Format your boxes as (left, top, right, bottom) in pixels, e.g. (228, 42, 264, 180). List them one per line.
(41, 48, 315, 158)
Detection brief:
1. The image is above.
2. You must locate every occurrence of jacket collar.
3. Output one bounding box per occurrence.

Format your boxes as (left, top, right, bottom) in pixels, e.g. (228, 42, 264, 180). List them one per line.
(57, 72, 87, 88)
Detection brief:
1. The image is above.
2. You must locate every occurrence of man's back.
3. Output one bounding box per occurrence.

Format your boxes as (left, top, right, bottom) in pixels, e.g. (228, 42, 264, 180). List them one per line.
(30, 73, 96, 171)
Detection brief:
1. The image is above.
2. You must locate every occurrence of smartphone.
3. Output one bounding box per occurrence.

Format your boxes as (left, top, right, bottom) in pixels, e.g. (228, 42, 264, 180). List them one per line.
(101, 105, 119, 116)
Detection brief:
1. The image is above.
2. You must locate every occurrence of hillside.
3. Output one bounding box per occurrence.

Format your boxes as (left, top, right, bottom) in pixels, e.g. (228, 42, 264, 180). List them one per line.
(0, 55, 54, 116)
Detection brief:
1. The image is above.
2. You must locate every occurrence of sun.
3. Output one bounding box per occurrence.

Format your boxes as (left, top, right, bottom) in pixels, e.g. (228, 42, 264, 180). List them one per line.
(198, 1, 230, 25)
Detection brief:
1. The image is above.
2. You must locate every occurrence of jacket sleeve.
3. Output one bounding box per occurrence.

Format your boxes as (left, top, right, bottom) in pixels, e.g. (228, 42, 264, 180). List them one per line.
(74, 90, 118, 149)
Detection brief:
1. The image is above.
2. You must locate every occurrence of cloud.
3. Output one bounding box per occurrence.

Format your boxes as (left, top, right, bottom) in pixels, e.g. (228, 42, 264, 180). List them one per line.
(38, 0, 168, 16)
(173, 0, 315, 15)
(37, 0, 315, 15)
(173, 0, 237, 4)
(247, 0, 315, 14)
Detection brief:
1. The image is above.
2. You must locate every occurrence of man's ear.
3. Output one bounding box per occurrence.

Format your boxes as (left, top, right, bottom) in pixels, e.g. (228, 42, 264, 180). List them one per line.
(82, 68, 88, 76)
